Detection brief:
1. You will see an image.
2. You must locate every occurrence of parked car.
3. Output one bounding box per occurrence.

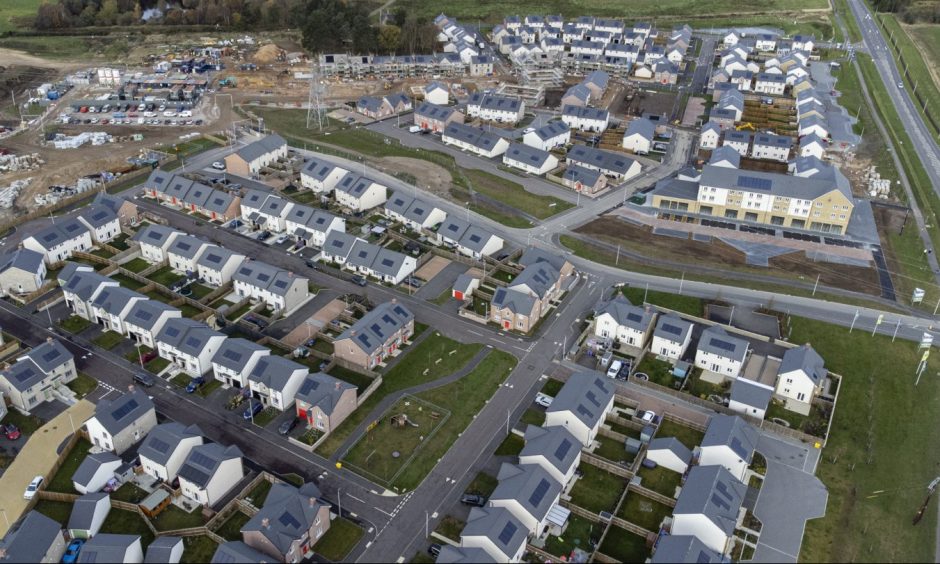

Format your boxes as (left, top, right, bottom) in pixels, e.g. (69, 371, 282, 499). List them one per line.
(274, 234, 289, 245)
(351, 275, 368, 287)
(245, 316, 267, 329)
(228, 219, 243, 229)
(460, 493, 486, 507)
(186, 376, 206, 393)
(23, 475, 43, 500)
(243, 401, 263, 421)
(606, 360, 622, 379)
(212, 161, 226, 170)
(305, 259, 319, 270)
(278, 418, 298, 435)
(639, 410, 657, 424)
(256, 231, 272, 241)
(134, 372, 156, 387)
(3, 424, 21, 440)
(62, 539, 85, 564)
(428, 544, 442, 558)
(404, 276, 423, 288)
(534, 393, 553, 408)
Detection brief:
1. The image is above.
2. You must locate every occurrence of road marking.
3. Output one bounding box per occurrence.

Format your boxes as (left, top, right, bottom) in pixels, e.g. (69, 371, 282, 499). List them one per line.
(348, 494, 365, 503)
(467, 330, 484, 336)
(373, 506, 395, 517)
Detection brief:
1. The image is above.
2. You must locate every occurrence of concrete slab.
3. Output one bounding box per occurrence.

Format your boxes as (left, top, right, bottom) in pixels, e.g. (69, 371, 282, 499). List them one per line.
(279, 297, 348, 347)
(415, 255, 452, 281)
(692, 233, 712, 243)
(415, 261, 468, 300)
(804, 251, 872, 267)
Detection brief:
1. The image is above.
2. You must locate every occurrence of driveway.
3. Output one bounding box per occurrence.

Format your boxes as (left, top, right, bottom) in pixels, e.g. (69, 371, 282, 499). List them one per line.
(415, 261, 468, 300)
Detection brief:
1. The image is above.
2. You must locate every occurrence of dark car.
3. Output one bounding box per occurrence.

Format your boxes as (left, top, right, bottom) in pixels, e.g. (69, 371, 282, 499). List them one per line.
(351, 275, 368, 287)
(245, 316, 268, 329)
(4, 425, 21, 440)
(186, 376, 206, 393)
(305, 259, 319, 270)
(133, 372, 156, 387)
(278, 418, 298, 435)
(62, 539, 85, 564)
(243, 400, 263, 421)
(404, 276, 423, 289)
(428, 544, 442, 558)
(496, 252, 510, 261)
(228, 219, 243, 229)
(460, 493, 486, 507)
(257, 231, 272, 241)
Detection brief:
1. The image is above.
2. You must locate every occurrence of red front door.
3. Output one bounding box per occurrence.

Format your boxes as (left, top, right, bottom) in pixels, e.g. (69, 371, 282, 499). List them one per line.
(503, 320, 511, 330)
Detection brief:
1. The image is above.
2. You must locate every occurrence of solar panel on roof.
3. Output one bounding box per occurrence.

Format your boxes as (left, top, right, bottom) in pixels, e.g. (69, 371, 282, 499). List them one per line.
(274, 280, 288, 289)
(257, 273, 270, 282)
(111, 398, 139, 421)
(149, 437, 170, 454)
(528, 478, 552, 507)
(42, 349, 61, 363)
(498, 521, 518, 545)
(165, 326, 180, 337)
(278, 511, 302, 529)
(710, 338, 737, 353)
(661, 323, 682, 336)
(626, 312, 643, 323)
(134, 309, 153, 321)
(381, 258, 394, 267)
(185, 336, 201, 348)
(576, 404, 593, 418)
(189, 450, 215, 469)
(737, 175, 772, 191)
(13, 365, 38, 383)
(553, 439, 573, 461)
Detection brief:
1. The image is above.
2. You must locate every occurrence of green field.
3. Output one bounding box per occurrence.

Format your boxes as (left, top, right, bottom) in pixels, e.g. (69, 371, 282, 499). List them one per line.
(796, 315, 939, 562)
(316, 518, 364, 562)
(880, 15, 940, 138)
(0, 0, 39, 32)
(462, 169, 573, 220)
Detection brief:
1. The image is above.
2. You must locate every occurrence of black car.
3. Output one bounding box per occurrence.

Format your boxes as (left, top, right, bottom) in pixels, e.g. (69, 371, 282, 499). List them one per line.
(404, 276, 423, 288)
(133, 372, 156, 387)
(257, 231, 272, 241)
(428, 544, 442, 558)
(278, 418, 298, 435)
(245, 316, 268, 329)
(305, 259, 319, 270)
(460, 493, 486, 507)
(496, 252, 510, 261)
(351, 275, 368, 287)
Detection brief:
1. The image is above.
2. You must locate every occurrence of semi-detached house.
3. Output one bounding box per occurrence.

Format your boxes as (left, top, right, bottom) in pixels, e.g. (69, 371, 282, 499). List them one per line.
(241, 482, 332, 563)
(561, 105, 609, 132)
(544, 371, 614, 446)
(285, 205, 345, 248)
(89, 285, 146, 334)
(22, 218, 93, 264)
(383, 193, 446, 232)
(566, 145, 641, 180)
(59, 263, 118, 321)
(0, 248, 47, 296)
(166, 235, 212, 274)
(178, 443, 244, 507)
(155, 317, 226, 377)
(334, 174, 388, 212)
(460, 506, 527, 562)
(300, 157, 349, 194)
(211, 338, 270, 389)
(333, 301, 414, 371)
(77, 204, 121, 244)
(196, 246, 245, 286)
(138, 422, 204, 483)
(518, 424, 581, 486)
(523, 121, 570, 151)
(132, 224, 183, 264)
(489, 463, 563, 537)
(124, 299, 182, 349)
(435, 216, 504, 259)
(232, 260, 309, 315)
(247, 355, 308, 411)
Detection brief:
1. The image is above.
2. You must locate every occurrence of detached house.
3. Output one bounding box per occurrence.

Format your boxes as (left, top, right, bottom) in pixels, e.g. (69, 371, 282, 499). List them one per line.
(775, 344, 827, 415)
(698, 414, 759, 481)
(544, 371, 614, 446)
(295, 372, 357, 433)
(594, 295, 655, 348)
(622, 117, 655, 155)
(519, 424, 581, 486)
(196, 246, 245, 286)
(333, 301, 414, 371)
(85, 390, 157, 455)
(489, 463, 563, 536)
(133, 224, 183, 264)
(79, 534, 144, 563)
(0, 248, 47, 296)
(22, 218, 93, 264)
(232, 260, 309, 315)
(224, 134, 288, 176)
(334, 174, 388, 212)
(695, 326, 750, 378)
(211, 338, 270, 389)
(124, 300, 181, 349)
(178, 443, 244, 507)
(242, 482, 332, 562)
(0, 338, 76, 411)
(672, 465, 746, 555)
(424, 81, 449, 105)
(248, 355, 308, 411)
(652, 315, 694, 360)
(285, 205, 345, 248)
(211, 542, 272, 563)
(138, 422, 204, 483)
(460, 507, 527, 563)
(155, 317, 227, 377)
(300, 157, 348, 194)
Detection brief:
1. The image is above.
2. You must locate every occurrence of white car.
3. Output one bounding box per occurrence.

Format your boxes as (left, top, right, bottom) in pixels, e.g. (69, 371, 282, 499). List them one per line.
(163, 110, 177, 117)
(640, 410, 656, 424)
(24, 475, 43, 499)
(211, 161, 226, 171)
(274, 234, 289, 245)
(606, 359, 623, 379)
(534, 392, 553, 408)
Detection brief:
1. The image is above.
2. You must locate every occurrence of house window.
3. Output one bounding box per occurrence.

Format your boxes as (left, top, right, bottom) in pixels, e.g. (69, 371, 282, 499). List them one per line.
(797, 392, 806, 401)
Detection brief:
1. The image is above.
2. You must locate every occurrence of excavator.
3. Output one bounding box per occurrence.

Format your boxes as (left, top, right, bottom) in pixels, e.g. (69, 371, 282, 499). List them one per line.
(735, 122, 757, 131)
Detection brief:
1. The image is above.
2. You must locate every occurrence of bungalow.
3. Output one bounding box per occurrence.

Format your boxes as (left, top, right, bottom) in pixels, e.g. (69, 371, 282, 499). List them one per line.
(751, 133, 792, 162)
(0, 248, 46, 296)
(242, 482, 331, 562)
(248, 355, 308, 411)
(0, 510, 67, 563)
(196, 246, 245, 286)
(285, 205, 345, 248)
(22, 218, 93, 264)
(651, 535, 725, 563)
(345, 239, 417, 284)
(594, 295, 655, 348)
(211, 542, 272, 563)
(562, 165, 607, 194)
(489, 463, 563, 536)
(71, 451, 122, 494)
(466, 92, 525, 124)
(519, 424, 581, 486)
(442, 123, 510, 158)
(138, 422, 204, 483)
(84, 390, 157, 454)
(437, 216, 504, 259)
(0, 338, 76, 412)
(561, 105, 609, 132)
(754, 73, 786, 96)
(89, 285, 146, 334)
(424, 81, 449, 105)
(651, 315, 694, 360)
(334, 174, 388, 212)
(722, 130, 751, 156)
(224, 134, 288, 176)
(645, 436, 693, 474)
(155, 317, 227, 377)
(166, 235, 212, 274)
(124, 300, 181, 349)
(699, 122, 721, 150)
(672, 465, 746, 555)
(560, 83, 591, 107)
(232, 260, 309, 315)
(799, 133, 826, 159)
(566, 145, 642, 180)
(698, 414, 759, 481)
(544, 371, 615, 446)
(384, 193, 446, 231)
(295, 372, 357, 433)
(92, 191, 138, 226)
(695, 326, 750, 378)
(178, 443, 245, 506)
(622, 117, 655, 155)
(300, 157, 349, 195)
(133, 224, 183, 264)
(145, 537, 184, 564)
(708, 146, 741, 169)
(775, 344, 827, 415)
(502, 143, 559, 175)
(524, 121, 570, 151)
(333, 301, 414, 371)
(413, 102, 464, 133)
(77, 204, 121, 244)
(211, 338, 270, 389)
(460, 507, 527, 563)
(729, 377, 774, 419)
(68, 493, 111, 539)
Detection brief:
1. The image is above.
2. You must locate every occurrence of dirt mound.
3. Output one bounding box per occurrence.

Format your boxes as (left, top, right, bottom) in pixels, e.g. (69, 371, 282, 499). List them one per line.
(252, 44, 284, 64)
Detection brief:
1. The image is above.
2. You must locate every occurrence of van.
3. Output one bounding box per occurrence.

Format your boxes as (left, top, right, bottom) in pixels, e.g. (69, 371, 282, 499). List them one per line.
(606, 360, 622, 379)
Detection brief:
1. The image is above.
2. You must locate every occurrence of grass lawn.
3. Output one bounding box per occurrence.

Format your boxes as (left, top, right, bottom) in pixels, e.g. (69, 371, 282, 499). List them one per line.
(146, 289, 175, 304)
(246, 480, 273, 508)
(146, 356, 171, 374)
(91, 248, 115, 259)
(179, 304, 204, 318)
(227, 302, 253, 320)
(110, 233, 131, 251)
(252, 407, 280, 428)
(318, 333, 483, 457)
(636, 464, 683, 499)
(430, 288, 454, 305)
(281, 473, 304, 487)
(4, 409, 44, 434)
(66, 373, 98, 399)
(46, 438, 92, 493)
(655, 419, 705, 451)
(188, 283, 214, 300)
(316, 517, 364, 562)
(93, 330, 126, 350)
(593, 434, 634, 464)
(152, 505, 206, 531)
(109, 273, 147, 290)
(462, 168, 573, 220)
(622, 286, 703, 317)
(327, 365, 373, 390)
(181, 536, 219, 563)
(520, 407, 546, 427)
(59, 315, 91, 333)
(541, 378, 564, 397)
(197, 379, 222, 398)
(148, 266, 184, 287)
(634, 355, 679, 388)
(568, 464, 627, 514)
(798, 315, 940, 562)
(543, 514, 600, 558)
(100, 508, 155, 547)
(411, 553, 435, 563)
(33, 500, 73, 525)
(467, 471, 499, 497)
(494, 433, 525, 456)
(617, 492, 672, 531)
(111, 482, 149, 504)
(170, 374, 190, 389)
(685, 370, 726, 400)
(434, 516, 465, 541)
(0, 0, 41, 33)
(122, 258, 151, 273)
(598, 526, 650, 563)
(214, 511, 251, 541)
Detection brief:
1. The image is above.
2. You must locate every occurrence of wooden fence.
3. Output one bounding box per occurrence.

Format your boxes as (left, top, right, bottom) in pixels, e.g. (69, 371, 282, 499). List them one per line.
(526, 545, 563, 563)
(581, 451, 634, 479)
(609, 515, 654, 538)
(627, 483, 677, 508)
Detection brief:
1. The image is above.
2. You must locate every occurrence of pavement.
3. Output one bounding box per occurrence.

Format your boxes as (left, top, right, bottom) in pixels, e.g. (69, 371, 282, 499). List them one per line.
(809, 61, 862, 149)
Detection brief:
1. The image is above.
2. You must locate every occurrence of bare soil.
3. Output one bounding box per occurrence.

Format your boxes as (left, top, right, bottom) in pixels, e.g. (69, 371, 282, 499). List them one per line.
(377, 156, 453, 196)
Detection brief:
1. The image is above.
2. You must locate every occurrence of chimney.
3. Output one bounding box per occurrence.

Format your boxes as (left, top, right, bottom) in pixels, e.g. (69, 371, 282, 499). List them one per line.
(335, 381, 341, 390)
(350, 330, 356, 337)
(46, 336, 53, 343)
(261, 518, 270, 528)
(128, 384, 135, 393)
(391, 298, 397, 304)
(309, 497, 317, 507)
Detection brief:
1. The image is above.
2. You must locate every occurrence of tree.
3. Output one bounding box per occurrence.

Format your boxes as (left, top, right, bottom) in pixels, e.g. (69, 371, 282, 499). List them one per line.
(97, 0, 120, 25)
(78, 3, 99, 27)
(378, 25, 401, 54)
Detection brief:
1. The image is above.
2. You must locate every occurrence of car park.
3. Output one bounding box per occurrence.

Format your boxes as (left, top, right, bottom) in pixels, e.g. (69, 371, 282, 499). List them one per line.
(23, 475, 43, 500)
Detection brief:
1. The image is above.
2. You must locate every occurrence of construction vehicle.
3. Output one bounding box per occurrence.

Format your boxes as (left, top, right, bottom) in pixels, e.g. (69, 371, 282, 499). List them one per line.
(218, 77, 237, 88)
(913, 476, 940, 525)
(735, 122, 757, 131)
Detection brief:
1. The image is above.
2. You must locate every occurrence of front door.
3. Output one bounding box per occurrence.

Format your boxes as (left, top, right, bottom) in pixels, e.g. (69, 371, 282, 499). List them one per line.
(503, 320, 511, 330)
